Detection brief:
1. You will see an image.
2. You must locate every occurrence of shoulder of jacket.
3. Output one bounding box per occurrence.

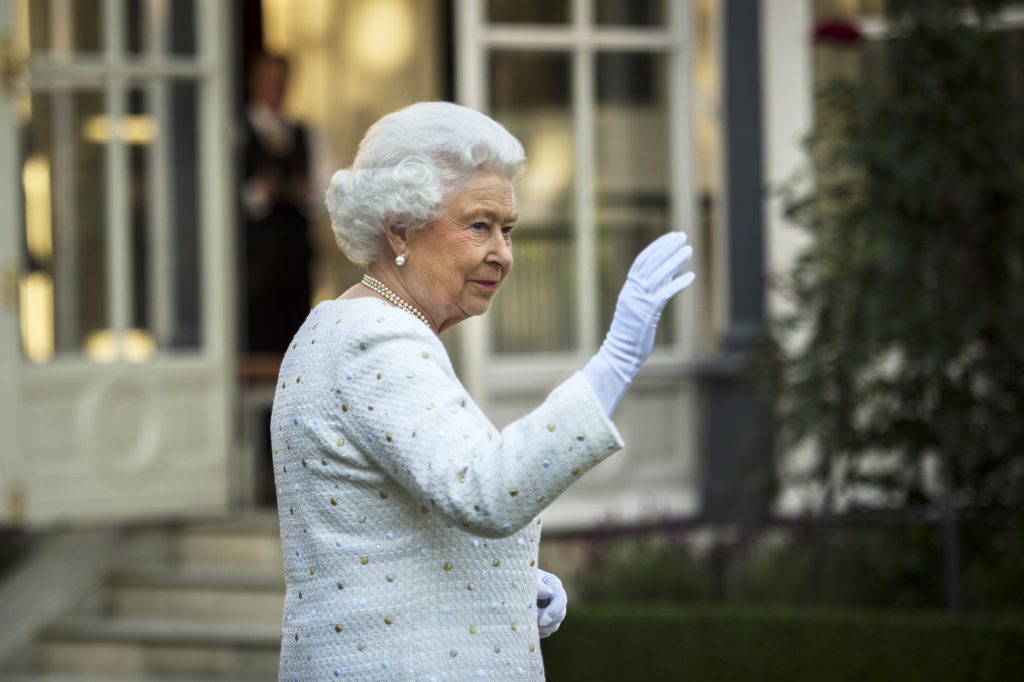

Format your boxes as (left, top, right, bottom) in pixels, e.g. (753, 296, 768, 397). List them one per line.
(315, 299, 442, 352)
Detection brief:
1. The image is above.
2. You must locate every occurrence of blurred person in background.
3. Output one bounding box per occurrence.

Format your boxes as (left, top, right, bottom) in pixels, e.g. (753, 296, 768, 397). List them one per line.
(242, 52, 313, 354)
(271, 101, 694, 680)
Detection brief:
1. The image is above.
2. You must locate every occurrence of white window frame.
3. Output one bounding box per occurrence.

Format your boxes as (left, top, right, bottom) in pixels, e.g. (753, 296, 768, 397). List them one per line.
(12, 0, 230, 368)
(455, 0, 700, 403)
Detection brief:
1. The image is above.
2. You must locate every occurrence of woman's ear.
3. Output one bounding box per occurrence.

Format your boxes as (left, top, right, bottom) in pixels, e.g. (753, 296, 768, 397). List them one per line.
(384, 223, 409, 257)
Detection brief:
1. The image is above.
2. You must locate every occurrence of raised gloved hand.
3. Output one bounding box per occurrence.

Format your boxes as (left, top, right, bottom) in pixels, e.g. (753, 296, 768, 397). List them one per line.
(536, 568, 567, 638)
(583, 232, 695, 415)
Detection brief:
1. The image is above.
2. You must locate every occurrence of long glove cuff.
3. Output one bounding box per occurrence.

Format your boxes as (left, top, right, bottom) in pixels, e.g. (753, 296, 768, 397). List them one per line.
(581, 350, 632, 417)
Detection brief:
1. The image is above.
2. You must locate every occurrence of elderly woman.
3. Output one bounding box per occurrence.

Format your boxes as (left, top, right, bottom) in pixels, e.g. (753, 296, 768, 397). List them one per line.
(271, 101, 694, 680)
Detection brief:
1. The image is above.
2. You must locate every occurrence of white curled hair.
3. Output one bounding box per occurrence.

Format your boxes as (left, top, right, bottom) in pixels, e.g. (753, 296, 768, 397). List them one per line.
(325, 101, 526, 266)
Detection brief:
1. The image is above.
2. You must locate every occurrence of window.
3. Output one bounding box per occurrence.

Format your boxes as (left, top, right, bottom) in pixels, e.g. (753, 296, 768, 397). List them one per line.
(457, 0, 701, 372)
(14, 0, 210, 364)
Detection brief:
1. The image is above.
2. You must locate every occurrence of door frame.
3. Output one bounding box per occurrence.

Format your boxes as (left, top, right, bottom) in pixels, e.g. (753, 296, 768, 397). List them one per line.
(0, 0, 236, 527)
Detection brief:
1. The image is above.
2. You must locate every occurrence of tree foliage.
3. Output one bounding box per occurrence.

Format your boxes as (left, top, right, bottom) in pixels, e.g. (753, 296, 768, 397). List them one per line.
(776, 5, 1024, 514)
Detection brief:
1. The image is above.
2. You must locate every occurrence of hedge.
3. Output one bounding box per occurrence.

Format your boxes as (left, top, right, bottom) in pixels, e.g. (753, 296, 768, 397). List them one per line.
(540, 604, 1024, 681)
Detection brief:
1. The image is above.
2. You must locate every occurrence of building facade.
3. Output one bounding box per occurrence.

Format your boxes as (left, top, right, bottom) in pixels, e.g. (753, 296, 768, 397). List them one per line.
(5, 0, 967, 530)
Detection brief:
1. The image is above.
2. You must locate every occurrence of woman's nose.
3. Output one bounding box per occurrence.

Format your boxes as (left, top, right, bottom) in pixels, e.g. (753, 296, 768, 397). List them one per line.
(488, 231, 513, 271)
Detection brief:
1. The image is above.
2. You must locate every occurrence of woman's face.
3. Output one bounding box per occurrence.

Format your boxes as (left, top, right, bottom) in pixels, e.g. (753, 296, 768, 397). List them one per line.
(402, 170, 517, 332)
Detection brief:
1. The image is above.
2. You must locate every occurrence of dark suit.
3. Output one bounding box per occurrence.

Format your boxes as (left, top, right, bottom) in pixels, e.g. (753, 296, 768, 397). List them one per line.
(242, 113, 313, 353)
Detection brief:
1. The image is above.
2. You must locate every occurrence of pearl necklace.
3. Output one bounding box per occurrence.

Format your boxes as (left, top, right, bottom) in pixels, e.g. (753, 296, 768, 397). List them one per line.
(361, 274, 432, 329)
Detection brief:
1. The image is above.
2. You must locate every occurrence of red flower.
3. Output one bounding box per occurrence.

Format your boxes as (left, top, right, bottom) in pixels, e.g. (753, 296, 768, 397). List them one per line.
(812, 19, 865, 46)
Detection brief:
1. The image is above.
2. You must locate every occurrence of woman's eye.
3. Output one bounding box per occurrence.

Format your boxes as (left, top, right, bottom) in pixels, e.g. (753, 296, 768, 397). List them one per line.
(501, 225, 515, 238)
(470, 222, 488, 232)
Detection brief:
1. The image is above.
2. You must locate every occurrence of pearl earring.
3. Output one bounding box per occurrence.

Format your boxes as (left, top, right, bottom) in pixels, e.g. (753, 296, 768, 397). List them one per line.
(395, 254, 407, 266)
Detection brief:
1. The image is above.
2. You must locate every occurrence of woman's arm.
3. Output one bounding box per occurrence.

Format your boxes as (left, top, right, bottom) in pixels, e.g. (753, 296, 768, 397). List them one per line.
(330, 317, 623, 538)
(328, 233, 693, 538)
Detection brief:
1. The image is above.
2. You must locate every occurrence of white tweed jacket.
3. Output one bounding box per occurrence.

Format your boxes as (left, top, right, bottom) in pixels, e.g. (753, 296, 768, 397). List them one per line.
(271, 297, 623, 681)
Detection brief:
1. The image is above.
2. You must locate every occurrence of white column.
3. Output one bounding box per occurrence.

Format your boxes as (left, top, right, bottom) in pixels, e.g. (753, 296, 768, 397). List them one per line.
(146, 0, 174, 350)
(103, 0, 129, 358)
(455, 0, 489, 404)
(761, 0, 815, 516)
(572, 0, 597, 354)
(761, 0, 812, 321)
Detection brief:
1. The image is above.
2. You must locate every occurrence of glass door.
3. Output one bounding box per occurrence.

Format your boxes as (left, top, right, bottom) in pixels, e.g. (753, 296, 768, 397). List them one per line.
(0, 0, 234, 526)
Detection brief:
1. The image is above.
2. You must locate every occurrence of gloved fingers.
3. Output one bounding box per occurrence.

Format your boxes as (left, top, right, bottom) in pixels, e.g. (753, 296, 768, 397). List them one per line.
(538, 600, 567, 629)
(537, 582, 566, 628)
(536, 579, 554, 603)
(646, 244, 694, 290)
(653, 270, 696, 302)
(537, 600, 567, 627)
(537, 569, 567, 637)
(536, 568, 555, 593)
(628, 232, 689, 281)
(538, 620, 561, 638)
(537, 574, 567, 627)
(632, 232, 688, 281)
(540, 571, 566, 602)
(538, 623, 561, 638)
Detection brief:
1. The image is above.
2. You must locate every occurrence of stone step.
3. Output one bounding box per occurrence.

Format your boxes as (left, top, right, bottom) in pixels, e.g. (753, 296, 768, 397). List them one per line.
(35, 618, 280, 678)
(103, 566, 284, 624)
(172, 514, 284, 573)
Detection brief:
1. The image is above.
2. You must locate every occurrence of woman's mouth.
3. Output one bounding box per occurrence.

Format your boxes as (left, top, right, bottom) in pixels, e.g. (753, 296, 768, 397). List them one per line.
(471, 280, 499, 292)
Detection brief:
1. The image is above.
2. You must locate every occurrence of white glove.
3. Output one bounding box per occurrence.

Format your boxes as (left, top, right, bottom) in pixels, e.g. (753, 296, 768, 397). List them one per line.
(536, 568, 567, 638)
(582, 232, 695, 415)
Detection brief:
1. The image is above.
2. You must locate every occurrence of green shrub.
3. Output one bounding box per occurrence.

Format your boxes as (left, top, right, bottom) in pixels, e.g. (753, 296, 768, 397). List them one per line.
(574, 536, 713, 604)
(542, 605, 1024, 682)
(574, 524, 1024, 614)
(964, 510, 1024, 612)
(731, 526, 946, 609)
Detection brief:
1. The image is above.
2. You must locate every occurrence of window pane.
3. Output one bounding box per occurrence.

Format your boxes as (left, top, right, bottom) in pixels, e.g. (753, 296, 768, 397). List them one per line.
(126, 80, 202, 358)
(19, 89, 108, 363)
(595, 52, 675, 347)
(693, 0, 721, 353)
(488, 0, 570, 24)
(126, 0, 197, 56)
(26, 0, 103, 54)
(489, 51, 576, 354)
(594, 0, 666, 27)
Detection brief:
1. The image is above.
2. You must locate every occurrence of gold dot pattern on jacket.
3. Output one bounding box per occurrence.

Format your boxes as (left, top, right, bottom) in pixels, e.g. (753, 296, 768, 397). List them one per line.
(270, 297, 623, 679)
